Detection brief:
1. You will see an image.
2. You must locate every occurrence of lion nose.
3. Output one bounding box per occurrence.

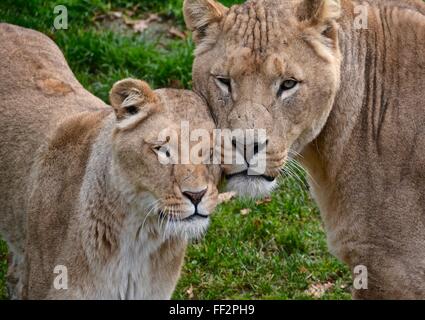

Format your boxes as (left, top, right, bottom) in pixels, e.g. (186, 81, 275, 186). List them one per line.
(183, 189, 207, 206)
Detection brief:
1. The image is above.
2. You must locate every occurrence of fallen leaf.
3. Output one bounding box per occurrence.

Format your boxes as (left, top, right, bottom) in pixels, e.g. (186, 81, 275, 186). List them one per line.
(146, 13, 160, 23)
(305, 282, 334, 298)
(123, 15, 135, 25)
(132, 19, 149, 33)
(168, 26, 187, 39)
(124, 13, 161, 33)
(109, 11, 123, 19)
(93, 10, 124, 22)
(186, 285, 194, 299)
(218, 191, 236, 205)
(240, 208, 251, 216)
(255, 196, 272, 205)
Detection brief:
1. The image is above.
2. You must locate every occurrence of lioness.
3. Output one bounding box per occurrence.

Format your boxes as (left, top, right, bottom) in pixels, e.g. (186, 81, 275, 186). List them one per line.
(184, 0, 425, 298)
(0, 24, 220, 299)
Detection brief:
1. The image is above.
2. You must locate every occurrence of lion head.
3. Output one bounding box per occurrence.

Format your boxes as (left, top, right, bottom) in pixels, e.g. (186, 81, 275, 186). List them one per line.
(109, 79, 221, 239)
(184, 0, 342, 197)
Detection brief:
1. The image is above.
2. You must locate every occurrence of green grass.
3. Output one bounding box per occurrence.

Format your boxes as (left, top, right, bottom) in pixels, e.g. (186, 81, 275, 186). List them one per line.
(0, 241, 7, 299)
(0, 0, 351, 299)
(174, 177, 351, 299)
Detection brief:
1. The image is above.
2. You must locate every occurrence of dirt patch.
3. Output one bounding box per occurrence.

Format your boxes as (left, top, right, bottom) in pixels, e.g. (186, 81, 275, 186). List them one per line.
(93, 10, 188, 44)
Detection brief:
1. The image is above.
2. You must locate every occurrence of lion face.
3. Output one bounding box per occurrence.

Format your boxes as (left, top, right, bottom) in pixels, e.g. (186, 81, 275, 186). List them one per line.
(110, 79, 220, 239)
(184, 0, 342, 197)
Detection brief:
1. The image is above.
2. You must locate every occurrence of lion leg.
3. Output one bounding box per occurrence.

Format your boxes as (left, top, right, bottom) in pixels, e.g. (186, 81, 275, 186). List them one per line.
(5, 250, 26, 299)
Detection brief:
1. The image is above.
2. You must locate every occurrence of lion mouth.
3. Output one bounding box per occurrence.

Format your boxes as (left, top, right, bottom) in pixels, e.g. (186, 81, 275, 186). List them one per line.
(226, 170, 276, 182)
(181, 212, 209, 221)
(159, 210, 209, 222)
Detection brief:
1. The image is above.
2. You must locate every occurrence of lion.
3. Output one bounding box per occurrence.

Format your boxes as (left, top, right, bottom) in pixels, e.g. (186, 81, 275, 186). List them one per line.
(0, 23, 220, 299)
(184, 0, 425, 298)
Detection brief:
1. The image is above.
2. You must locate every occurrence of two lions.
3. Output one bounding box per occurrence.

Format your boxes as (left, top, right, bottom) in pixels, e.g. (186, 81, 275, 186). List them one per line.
(2, 0, 425, 300)
(184, 0, 425, 298)
(0, 24, 220, 299)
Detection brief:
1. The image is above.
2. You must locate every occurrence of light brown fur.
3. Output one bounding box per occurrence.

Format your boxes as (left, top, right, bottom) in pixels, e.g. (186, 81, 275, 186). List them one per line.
(0, 24, 220, 299)
(184, 0, 425, 298)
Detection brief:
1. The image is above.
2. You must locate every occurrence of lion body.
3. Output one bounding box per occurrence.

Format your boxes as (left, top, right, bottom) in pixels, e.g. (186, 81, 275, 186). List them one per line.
(302, 0, 425, 299)
(0, 23, 105, 252)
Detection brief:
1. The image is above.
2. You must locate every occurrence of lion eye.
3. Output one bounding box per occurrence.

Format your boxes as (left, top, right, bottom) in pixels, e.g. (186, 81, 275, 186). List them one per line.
(277, 79, 299, 98)
(218, 77, 231, 87)
(215, 76, 232, 94)
(124, 105, 139, 115)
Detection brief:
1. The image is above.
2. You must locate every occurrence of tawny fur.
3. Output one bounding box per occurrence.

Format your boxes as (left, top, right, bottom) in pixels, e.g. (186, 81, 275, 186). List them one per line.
(0, 23, 220, 299)
(184, 0, 425, 299)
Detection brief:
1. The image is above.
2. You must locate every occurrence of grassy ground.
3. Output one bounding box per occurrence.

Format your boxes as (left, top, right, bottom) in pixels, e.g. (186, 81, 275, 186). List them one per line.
(0, 0, 351, 300)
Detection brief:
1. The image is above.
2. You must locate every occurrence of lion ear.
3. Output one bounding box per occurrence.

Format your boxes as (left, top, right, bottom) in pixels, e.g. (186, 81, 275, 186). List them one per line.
(298, 0, 341, 44)
(183, 0, 228, 45)
(298, 0, 341, 24)
(109, 78, 159, 120)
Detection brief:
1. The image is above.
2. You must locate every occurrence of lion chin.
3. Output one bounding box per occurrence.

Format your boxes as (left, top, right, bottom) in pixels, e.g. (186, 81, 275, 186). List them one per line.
(164, 217, 211, 241)
(226, 175, 278, 199)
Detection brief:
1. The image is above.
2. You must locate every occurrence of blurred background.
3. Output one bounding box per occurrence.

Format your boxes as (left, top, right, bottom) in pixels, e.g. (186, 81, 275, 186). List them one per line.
(0, 0, 350, 299)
